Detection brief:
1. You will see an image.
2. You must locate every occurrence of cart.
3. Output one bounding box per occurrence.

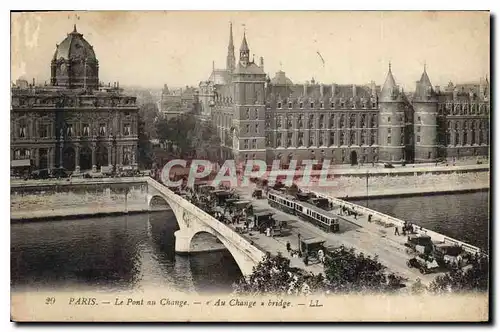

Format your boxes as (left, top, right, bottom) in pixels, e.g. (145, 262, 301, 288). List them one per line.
(299, 237, 326, 261)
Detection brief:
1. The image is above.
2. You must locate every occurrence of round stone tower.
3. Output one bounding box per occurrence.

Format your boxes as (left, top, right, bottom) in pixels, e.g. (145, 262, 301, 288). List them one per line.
(412, 65, 438, 163)
(377, 64, 406, 163)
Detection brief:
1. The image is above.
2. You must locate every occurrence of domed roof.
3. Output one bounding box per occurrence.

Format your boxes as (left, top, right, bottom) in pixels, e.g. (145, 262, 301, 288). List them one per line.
(52, 25, 96, 62)
(271, 70, 293, 86)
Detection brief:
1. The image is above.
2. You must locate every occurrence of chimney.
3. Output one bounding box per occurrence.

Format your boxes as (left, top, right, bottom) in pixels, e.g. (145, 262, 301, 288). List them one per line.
(259, 56, 264, 71)
(453, 87, 458, 100)
(117, 81, 120, 89)
(331, 83, 336, 96)
(303, 82, 308, 96)
(479, 78, 485, 97)
(352, 84, 357, 97)
(320, 83, 324, 97)
(32, 78, 35, 86)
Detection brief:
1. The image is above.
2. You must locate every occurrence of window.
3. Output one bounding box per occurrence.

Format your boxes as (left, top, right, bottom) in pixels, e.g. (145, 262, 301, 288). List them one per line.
(417, 136, 421, 143)
(299, 102, 303, 109)
(287, 133, 292, 147)
(245, 109, 249, 119)
(350, 131, 356, 145)
(40, 124, 50, 138)
(372, 102, 376, 108)
(99, 123, 106, 136)
(417, 126, 421, 133)
(288, 102, 292, 109)
(255, 124, 258, 133)
(246, 124, 250, 133)
(320, 102, 324, 109)
(319, 115, 324, 129)
(19, 122, 27, 138)
(254, 109, 258, 119)
(387, 135, 391, 144)
(252, 139, 257, 148)
(244, 139, 249, 149)
(340, 102, 345, 108)
(278, 102, 282, 109)
(82, 123, 90, 137)
(298, 116, 303, 129)
(277, 134, 282, 147)
(330, 132, 335, 146)
(298, 132, 304, 146)
(417, 116, 421, 122)
(387, 117, 391, 123)
(319, 133, 324, 146)
(331, 102, 335, 109)
(124, 112, 130, 117)
(309, 115, 314, 129)
(67, 124, 73, 137)
(310, 102, 314, 109)
(123, 123, 131, 136)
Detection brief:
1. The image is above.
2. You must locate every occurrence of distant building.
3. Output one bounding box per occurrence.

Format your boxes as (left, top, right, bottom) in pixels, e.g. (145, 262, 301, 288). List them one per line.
(197, 23, 490, 165)
(10, 25, 139, 175)
(160, 84, 198, 120)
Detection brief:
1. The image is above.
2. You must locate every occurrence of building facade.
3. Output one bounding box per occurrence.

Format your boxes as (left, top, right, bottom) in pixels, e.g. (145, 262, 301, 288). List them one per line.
(160, 84, 198, 120)
(199, 24, 490, 165)
(11, 25, 139, 174)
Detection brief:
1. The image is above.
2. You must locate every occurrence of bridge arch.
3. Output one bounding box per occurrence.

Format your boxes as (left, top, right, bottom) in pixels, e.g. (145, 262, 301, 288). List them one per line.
(175, 226, 257, 276)
(149, 195, 170, 211)
(146, 178, 265, 276)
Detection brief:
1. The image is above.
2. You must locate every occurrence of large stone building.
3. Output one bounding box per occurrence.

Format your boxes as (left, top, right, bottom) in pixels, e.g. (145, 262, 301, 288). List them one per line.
(198, 24, 490, 165)
(11, 25, 139, 175)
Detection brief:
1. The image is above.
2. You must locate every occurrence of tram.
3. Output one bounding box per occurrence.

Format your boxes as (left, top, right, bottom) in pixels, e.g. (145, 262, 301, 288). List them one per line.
(268, 190, 340, 233)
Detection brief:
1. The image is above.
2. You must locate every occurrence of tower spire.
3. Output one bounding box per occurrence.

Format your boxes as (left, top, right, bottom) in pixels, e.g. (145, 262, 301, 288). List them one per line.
(226, 21, 235, 72)
(239, 29, 250, 67)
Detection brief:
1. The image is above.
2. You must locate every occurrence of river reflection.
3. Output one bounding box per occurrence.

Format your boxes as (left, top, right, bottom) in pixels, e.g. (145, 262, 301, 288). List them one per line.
(11, 211, 243, 294)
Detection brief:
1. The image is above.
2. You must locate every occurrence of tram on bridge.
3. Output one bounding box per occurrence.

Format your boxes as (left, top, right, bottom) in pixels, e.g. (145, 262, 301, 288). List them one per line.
(267, 190, 340, 233)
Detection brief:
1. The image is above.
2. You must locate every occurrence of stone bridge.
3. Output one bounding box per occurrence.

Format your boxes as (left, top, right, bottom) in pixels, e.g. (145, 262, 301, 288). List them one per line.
(146, 177, 266, 276)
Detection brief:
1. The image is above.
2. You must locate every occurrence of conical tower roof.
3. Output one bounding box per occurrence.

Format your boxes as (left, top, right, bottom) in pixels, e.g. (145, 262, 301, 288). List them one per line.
(240, 32, 249, 52)
(414, 64, 436, 101)
(380, 63, 401, 102)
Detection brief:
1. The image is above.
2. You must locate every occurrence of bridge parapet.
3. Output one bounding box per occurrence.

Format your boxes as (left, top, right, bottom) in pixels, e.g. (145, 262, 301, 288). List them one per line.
(146, 178, 266, 275)
(305, 189, 484, 256)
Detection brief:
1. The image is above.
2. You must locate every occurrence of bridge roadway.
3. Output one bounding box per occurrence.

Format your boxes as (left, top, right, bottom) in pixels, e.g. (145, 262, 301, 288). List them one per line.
(11, 176, 481, 286)
(230, 185, 447, 286)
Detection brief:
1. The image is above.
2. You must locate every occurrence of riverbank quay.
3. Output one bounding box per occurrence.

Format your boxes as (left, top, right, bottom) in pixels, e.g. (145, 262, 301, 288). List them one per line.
(10, 177, 169, 222)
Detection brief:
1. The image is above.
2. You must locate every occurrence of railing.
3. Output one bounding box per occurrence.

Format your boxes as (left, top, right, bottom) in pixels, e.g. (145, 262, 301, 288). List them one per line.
(146, 178, 266, 264)
(305, 189, 484, 256)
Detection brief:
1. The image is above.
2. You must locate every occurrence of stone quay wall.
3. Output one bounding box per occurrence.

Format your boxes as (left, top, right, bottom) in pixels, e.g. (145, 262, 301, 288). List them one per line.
(10, 178, 155, 221)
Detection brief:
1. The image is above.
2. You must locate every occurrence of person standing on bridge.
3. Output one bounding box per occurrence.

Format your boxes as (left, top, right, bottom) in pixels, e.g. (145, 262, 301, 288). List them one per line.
(394, 226, 400, 236)
(286, 241, 291, 253)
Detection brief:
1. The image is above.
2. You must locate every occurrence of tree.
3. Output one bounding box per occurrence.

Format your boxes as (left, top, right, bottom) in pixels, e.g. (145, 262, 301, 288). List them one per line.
(322, 246, 404, 293)
(137, 102, 159, 169)
(428, 254, 489, 293)
(233, 253, 325, 296)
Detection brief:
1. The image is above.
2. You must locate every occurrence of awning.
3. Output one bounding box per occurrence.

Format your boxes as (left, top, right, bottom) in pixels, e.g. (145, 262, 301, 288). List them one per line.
(11, 159, 31, 167)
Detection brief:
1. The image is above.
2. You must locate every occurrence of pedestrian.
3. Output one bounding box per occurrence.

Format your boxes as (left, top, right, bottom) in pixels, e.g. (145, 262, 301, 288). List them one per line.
(304, 255, 309, 266)
(394, 226, 400, 236)
(286, 241, 291, 252)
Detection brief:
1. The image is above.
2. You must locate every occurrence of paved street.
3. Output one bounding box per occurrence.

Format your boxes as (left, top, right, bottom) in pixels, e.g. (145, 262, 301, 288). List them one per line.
(228, 184, 445, 287)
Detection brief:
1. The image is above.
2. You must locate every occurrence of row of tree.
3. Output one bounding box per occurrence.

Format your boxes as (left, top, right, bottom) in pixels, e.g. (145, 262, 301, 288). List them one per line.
(234, 246, 489, 295)
(136, 101, 222, 168)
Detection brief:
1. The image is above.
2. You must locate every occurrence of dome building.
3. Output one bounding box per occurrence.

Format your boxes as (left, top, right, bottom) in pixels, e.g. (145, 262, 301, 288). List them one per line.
(11, 25, 139, 176)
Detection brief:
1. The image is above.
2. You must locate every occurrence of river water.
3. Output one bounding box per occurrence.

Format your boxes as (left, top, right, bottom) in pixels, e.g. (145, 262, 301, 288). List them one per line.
(10, 211, 242, 294)
(11, 191, 490, 294)
(350, 190, 490, 251)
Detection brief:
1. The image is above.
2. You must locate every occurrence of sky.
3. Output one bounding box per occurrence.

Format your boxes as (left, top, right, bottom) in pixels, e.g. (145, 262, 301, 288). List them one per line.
(11, 11, 490, 90)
